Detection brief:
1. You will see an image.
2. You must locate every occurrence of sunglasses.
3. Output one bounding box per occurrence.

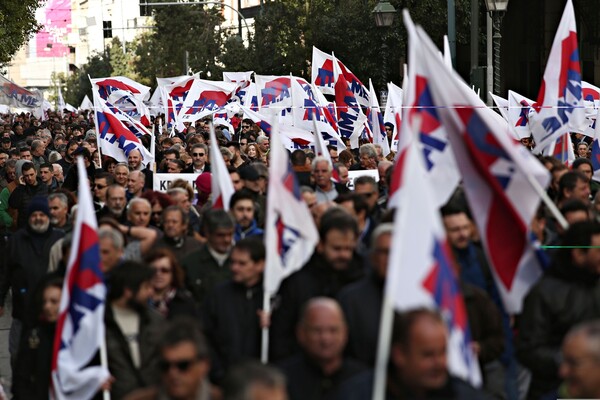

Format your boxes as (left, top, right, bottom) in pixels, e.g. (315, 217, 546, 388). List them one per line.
(94, 184, 107, 189)
(153, 267, 172, 274)
(192, 153, 205, 157)
(159, 357, 200, 373)
(242, 125, 250, 129)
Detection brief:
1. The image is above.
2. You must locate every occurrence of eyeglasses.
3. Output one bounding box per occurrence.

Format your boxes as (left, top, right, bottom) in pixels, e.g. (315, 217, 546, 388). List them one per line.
(159, 357, 200, 373)
(192, 153, 205, 157)
(94, 184, 107, 189)
(242, 125, 250, 129)
(153, 267, 172, 274)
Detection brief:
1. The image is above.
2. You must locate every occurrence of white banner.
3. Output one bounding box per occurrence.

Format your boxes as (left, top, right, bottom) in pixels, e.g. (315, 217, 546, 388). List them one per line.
(153, 172, 201, 192)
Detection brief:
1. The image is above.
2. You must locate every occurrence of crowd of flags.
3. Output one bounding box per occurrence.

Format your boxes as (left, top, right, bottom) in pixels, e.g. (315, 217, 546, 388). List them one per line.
(46, 0, 592, 397)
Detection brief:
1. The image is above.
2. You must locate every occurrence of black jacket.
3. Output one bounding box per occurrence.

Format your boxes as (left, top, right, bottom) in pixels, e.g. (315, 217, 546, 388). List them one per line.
(0, 226, 64, 319)
(270, 251, 365, 361)
(202, 279, 263, 384)
(13, 322, 55, 400)
(278, 353, 366, 400)
(8, 180, 49, 228)
(105, 305, 164, 399)
(337, 272, 383, 367)
(516, 262, 600, 399)
(181, 244, 231, 307)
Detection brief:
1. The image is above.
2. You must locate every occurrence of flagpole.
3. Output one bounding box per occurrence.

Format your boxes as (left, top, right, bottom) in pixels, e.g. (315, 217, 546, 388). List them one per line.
(562, 134, 567, 164)
(89, 76, 104, 170)
(99, 338, 111, 400)
(260, 291, 270, 363)
(150, 118, 156, 173)
(371, 295, 395, 400)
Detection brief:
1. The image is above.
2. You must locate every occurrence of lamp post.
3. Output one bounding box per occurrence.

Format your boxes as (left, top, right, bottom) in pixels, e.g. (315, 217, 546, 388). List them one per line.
(484, 0, 509, 95)
(372, 0, 397, 107)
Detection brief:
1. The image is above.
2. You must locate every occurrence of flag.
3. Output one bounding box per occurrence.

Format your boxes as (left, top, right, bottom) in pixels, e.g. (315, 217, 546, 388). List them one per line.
(368, 79, 391, 157)
(333, 55, 367, 148)
(90, 76, 151, 127)
(158, 75, 197, 130)
(264, 119, 319, 296)
(491, 93, 509, 121)
(507, 90, 535, 140)
(530, 0, 585, 152)
(79, 95, 93, 111)
(386, 136, 481, 386)
(51, 157, 110, 399)
(548, 132, 575, 166)
(0, 74, 43, 116)
(384, 82, 403, 151)
(93, 91, 154, 166)
(311, 46, 336, 95)
(407, 14, 550, 313)
(290, 78, 345, 150)
(208, 123, 235, 210)
(177, 79, 237, 130)
(592, 108, 600, 183)
(389, 24, 460, 209)
(57, 86, 66, 115)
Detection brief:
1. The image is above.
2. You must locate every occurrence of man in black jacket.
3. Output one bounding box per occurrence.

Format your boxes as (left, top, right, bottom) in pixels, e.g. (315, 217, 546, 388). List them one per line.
(105, 261, 164, 399)
(0, 196, 64, 368)
(517, 221, 600, 400)
(202, 237, 266, 384)
(271, 208, 364, 361)
(278, 298, 366, 400)
(8, 161, 48, 228)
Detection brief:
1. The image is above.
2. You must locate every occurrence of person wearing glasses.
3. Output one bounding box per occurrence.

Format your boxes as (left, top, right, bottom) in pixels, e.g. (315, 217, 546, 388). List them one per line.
(105, 261, 164, 399)
(127, 318, 212, 400)
(145, 248, 199, 320)
(186, 143, 211, 174)
(93, 172, 114, 211)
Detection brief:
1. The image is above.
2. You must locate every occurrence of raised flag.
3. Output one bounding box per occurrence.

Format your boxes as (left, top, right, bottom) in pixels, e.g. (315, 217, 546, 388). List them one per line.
(408, 15, 550, 313)
(90, 76, 151, 127)
(548, 132, 575, 166)
(386, 136, 481, 386)
(93, 91, 154, 166)
(311, 46, 336, 95)
(51, 157, 110, 399)
(0, 74, 43, 112)
(389, 25, 460, 209)
(530, 0, 585, 152)
(264, 120, 319, 297)
(177, 79, 237, 130)
(208, 123, 235, 210)
(490, 93, 509, 121)
(507, 90, 535, 140)
(368, 79, 391, 157)
(79, 95, 93, 111)
(383, 82, 403, 151)
(158, 75, 197, 130)
(592, 108, 600, 183)
(333, 55, 367, 148)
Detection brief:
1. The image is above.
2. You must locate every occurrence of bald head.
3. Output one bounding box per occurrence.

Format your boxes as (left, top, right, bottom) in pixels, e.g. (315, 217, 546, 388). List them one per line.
(297, 298, 348, 366)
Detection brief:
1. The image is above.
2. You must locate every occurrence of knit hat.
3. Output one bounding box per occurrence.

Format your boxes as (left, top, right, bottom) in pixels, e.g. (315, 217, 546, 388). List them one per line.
(27, 196, 50, 217)
(195, 172, 212, 194)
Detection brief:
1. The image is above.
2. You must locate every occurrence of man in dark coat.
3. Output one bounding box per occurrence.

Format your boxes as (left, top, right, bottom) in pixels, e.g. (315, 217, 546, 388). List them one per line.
(0, 196, 64, 367)
(202, 237, 266, 384)
(105, 261, 164, 399)
(278, 298, 366, 400)
(517, 221, 600, 400)
(8, 161, 48, 228)
(181, 209, 234, 307)
(271, 208, 365, 361)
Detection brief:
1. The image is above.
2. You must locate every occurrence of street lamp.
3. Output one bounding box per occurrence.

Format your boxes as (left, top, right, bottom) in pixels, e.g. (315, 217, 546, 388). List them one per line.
(372, 1, 397, 107)
(484, 0, 509, 95)
(372, 0, 397, 28)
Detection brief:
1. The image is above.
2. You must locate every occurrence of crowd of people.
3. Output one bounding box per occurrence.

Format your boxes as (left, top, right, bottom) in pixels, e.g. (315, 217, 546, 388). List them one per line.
(0, 109, 599, 400)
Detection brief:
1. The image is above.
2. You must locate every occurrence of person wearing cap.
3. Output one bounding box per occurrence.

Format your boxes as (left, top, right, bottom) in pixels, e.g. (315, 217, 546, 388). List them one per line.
(1, 137, 12, 152)
(0, 195, 64, 368)
(8, 161, 49, 229)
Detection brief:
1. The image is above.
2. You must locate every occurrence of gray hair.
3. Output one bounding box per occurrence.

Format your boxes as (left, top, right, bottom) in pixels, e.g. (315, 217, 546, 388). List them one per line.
(127, 197, 151, 215)
(48, 151, 62, 163)
(224, 361, 286, 400)
(311, 156, 333, 172)
(359, 143, 377, 159)
(370, 223, 394, 251)
(48, 192, 68, 208)
(565, 320, 600, 362)
(167, 187, 188, 198)
(256, 135, 269, 144)
(98, 226, 124, 250)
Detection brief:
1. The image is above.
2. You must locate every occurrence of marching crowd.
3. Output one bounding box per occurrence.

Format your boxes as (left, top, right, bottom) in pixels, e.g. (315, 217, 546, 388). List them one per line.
(0, 109, 599, 400)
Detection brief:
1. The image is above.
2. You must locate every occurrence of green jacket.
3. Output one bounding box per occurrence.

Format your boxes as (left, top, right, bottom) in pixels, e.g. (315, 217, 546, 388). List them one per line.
(181, 244, 231, 308)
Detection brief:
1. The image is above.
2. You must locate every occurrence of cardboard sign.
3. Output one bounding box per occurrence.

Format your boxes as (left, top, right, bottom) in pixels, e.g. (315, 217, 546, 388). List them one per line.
(153, 173, 201, 192)
(346, 169, 379, 191)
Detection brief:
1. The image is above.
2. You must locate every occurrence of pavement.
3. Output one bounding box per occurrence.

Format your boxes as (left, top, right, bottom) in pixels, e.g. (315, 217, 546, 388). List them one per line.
(0, 298, 12, 397)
